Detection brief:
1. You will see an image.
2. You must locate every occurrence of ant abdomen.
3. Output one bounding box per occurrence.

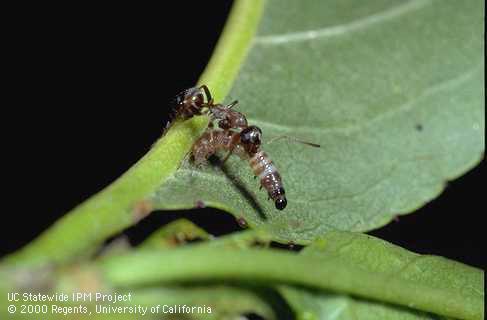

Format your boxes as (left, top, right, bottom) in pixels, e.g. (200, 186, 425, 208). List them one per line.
(249, 151, 287, 210)
(191, 129, 246, 165)
(210, 105, 248, 130)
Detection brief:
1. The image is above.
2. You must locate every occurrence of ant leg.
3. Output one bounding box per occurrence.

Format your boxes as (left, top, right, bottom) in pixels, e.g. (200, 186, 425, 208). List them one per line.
(221, 151, 232, 165)
(220, 133, 239, 165)
(199, 85, 213, 105)
(191, 147, 211, 168)
(266, 135, 320, 148)
(220, 145, 237, 165)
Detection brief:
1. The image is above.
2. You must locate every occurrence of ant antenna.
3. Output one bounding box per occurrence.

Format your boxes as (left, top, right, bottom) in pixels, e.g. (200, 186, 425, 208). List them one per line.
(266, 135, 320, 148)
(225, 100, 239, 109)
(199, 84, 214, 105)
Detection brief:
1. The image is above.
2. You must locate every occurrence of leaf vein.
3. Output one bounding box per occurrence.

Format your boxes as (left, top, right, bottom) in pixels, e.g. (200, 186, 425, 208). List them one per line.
(254, 0, 431, 45)
(251, 65, 481, 135)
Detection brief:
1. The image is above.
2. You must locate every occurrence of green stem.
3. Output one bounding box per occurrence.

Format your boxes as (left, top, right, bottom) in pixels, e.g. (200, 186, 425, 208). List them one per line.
(101, 247, 483, 320)
(4, 0, 266, 267)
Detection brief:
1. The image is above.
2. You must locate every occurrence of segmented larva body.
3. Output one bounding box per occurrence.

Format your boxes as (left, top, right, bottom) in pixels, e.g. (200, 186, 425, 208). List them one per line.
(249, 151, 287, 210)
(191, 130, 287, 210)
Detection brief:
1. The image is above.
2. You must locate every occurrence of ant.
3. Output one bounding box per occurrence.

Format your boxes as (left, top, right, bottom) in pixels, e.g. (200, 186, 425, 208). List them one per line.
(172, 85, 244, 127)
(173, 85, 319, 210)
(172, 85, 212, 120)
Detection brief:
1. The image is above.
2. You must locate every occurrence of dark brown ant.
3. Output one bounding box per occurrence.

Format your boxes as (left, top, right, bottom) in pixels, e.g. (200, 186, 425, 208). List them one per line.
(172, 85, 243, 127)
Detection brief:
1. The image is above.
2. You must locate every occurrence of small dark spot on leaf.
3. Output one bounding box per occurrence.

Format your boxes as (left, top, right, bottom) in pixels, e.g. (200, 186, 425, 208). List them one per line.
(195, 200, 205, 208)
(271, 241, 304, 251)
(393, 216, 400, 222)
(415, 124, 423, 131)
(237, 217, 248, 228)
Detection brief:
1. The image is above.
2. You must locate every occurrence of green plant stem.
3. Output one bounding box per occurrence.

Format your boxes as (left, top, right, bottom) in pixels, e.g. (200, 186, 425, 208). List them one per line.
(198, 0, 265, 102)
(3, 0, 265, 267)
(101, 247, 483, 320)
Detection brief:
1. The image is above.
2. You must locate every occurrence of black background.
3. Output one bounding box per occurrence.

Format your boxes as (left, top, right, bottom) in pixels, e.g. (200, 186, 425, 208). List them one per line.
(2, 2, 484, 270)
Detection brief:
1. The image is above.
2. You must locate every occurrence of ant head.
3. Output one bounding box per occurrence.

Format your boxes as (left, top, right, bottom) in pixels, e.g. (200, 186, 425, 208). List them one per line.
(174, 87, 205, 110)
(240, 125, 262, 146)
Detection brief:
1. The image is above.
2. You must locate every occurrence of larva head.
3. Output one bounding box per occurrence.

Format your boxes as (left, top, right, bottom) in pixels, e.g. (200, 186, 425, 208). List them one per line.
(272, 187, 287, 210)
(240, 125, 262, 154)
(275, 196, 287, 210)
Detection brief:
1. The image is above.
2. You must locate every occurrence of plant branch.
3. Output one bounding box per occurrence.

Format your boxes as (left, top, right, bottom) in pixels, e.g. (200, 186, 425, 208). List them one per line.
(100, 246, 484, 320)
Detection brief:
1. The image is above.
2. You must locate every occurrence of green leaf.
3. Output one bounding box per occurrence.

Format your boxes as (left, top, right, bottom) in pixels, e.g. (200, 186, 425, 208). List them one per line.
(0, 284, 276, 320)
(99, 232, 483, 320)
(278, 287, 442, 320)
(1, 230, 482, 319)
(152, 0, 484, 243)
(0, 261, 277, 320)
(4, 0, 483, 266)
(126, 286, 278, 320)
(277, 231, 484, 319)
